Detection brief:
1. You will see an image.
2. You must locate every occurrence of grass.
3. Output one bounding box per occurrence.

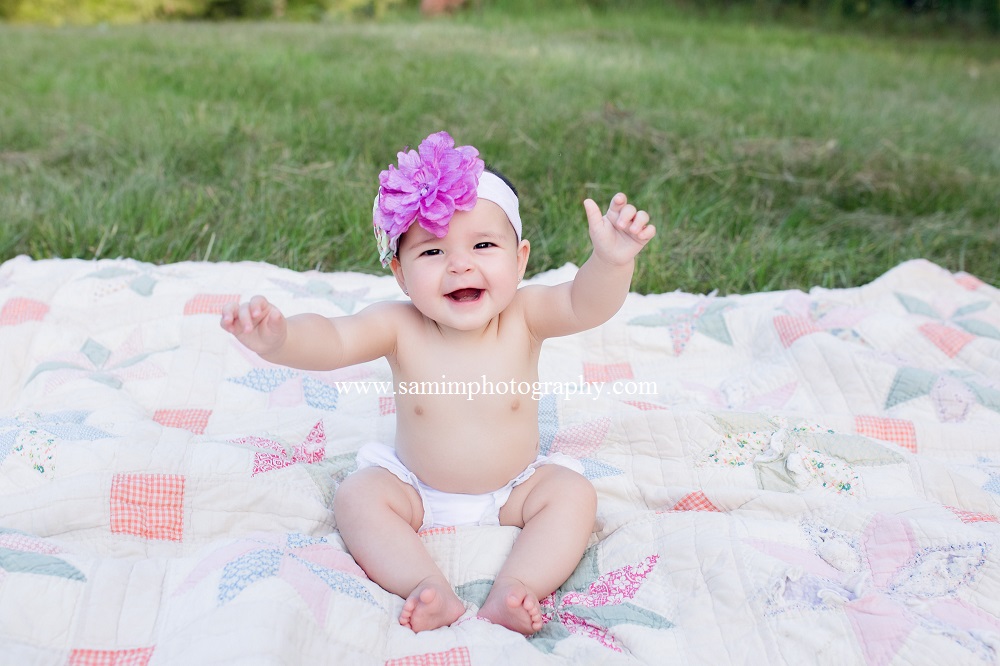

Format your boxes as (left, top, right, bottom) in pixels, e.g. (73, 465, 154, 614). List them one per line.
(1, 6, 998, 294)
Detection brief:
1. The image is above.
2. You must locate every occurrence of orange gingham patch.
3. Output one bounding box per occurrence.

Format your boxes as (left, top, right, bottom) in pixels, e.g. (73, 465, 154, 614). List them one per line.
(773, 315, 824, 348)
(0, 297, 49, 326)
(379, 396, 396, 415)
(110, 474, 185, 542)
(182, 294, 238, 316)
(418, 526, 456, 539)
(670, 490, 722, 513)
(919, 322, 975, 358)
(153, 409, 212, 435)
(582, 362, 633, 384)
(386, 647, 471, 666)
(855, 415, 917, 453)
(946, 506, 999, 524)
(68, 647, 154, 666)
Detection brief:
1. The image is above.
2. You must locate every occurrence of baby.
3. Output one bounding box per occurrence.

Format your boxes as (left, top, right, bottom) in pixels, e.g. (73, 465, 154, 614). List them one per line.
(220, 131, 655, 635)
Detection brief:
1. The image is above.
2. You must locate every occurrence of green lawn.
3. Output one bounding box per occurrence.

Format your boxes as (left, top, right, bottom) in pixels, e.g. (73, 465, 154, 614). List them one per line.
(1, 7, 998, 294)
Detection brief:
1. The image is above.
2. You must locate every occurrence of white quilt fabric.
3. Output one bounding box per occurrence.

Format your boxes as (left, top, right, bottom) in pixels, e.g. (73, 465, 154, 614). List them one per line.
(2, 256, 1000, 665)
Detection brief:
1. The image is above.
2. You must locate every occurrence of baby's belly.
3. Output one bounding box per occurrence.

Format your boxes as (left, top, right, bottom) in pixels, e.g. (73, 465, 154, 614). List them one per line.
(393, 397, 540, 494)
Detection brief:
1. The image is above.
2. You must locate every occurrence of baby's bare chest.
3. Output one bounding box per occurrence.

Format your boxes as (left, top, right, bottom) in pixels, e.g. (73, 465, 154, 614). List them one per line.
(394, 329, 538, 386)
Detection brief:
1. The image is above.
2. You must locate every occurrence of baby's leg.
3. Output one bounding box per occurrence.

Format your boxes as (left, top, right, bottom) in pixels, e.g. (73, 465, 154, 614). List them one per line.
(334, 467, 465, 632)
(479, 465, 597, 635)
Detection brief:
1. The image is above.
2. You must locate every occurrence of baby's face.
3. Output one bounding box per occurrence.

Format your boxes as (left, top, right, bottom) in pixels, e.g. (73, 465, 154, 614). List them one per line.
(392, 199, 529, 333)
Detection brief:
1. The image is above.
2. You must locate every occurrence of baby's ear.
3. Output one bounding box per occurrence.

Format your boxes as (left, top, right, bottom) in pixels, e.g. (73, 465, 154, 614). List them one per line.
(389, 256, 408, 295)
(517, 239, 531, 278)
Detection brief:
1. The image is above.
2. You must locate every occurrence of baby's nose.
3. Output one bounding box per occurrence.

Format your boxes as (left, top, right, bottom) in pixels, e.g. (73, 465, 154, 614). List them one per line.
(447, 252, 474, 273)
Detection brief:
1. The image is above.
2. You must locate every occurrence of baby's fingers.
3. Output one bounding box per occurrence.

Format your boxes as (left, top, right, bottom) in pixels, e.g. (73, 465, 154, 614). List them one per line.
(583, 198, 604, 229)
(229, 296, 267, 333)
(626, 209, 656, 243)
(604, 193, 627, 225)
(219, 302, 238, 331)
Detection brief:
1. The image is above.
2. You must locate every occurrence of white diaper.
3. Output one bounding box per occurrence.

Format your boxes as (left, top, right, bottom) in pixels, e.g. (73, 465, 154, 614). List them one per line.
(353, 441, 585, 531)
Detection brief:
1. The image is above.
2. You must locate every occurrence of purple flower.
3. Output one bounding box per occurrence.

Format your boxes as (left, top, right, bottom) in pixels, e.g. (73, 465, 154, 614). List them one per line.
(375, 131, 484, 241)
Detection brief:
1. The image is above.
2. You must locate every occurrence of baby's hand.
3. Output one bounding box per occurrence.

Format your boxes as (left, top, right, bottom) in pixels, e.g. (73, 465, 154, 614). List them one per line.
(583, 193, 656, 266)
(219, 295, 287, 357)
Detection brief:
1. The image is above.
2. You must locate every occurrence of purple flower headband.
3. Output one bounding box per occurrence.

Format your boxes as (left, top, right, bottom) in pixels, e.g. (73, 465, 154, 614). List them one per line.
(372, 131, 521, 267)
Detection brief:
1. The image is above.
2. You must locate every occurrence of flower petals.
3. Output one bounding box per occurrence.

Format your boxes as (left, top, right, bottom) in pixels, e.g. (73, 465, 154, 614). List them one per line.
(374, 131, 484, 245)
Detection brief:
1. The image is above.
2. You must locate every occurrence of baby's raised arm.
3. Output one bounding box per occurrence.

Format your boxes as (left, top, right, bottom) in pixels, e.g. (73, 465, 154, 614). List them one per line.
(522, 193, 655, 340)
(220, 297, 399, 371)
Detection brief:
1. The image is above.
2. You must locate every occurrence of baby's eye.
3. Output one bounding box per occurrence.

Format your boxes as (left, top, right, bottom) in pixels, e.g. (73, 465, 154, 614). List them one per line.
(421, 249, 442, 256)
(474, 242, 496, 250)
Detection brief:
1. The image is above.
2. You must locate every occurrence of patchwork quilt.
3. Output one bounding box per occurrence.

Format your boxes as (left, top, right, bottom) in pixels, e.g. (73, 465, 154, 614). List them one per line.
(1, 255, 1000, 665)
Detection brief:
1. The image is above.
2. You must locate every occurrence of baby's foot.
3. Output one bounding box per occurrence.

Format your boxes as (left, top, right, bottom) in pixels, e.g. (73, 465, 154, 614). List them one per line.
(399, 576, 465, 632)
(477, 577, 545, 635)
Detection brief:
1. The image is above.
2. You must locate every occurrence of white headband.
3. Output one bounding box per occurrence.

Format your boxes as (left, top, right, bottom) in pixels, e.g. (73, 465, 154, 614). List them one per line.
(476, 172, 523, 241)
(373, 171, 521, 267)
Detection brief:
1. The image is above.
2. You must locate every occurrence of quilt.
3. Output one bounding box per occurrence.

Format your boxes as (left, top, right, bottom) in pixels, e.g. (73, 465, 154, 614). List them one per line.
(1, 255, 1000, 665)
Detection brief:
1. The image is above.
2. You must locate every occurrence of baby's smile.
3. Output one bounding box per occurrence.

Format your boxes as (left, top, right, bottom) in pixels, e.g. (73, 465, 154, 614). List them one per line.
(446, 288, 483, 302)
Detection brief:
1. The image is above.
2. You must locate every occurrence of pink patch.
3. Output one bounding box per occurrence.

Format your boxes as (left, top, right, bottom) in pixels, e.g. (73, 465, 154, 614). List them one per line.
(294, 544, 367, 577)
(245, 421, 326, 477)
(780, 292, 811, 317)
(183, 294, 238, 315)
(919, 322, 975, 358)
(385, 646, 471, 666)
(861, 514, 916, 590)
(746, 539, 847, 582)
(551, 418, 611, 458)
(582, 362, 634, 384)
(561, 612, 622, 652)
(379, 396, 396, 415)
(845, 595, 916, 666)
(929, 598, 1000, 635)
(418, 526, 456, 538)
(110, 474, 185, 542)
(945, 506, 999, 524)
(855, 415, 917, 453)
(773, 315, 824, 348)
(743, 382, 798, 410)
(279, 556, 335, 625)
(153, 409, 212, 435)
(668, 319, 695, 355)
(670, 490, 722, 513)
(561, 555, 659, 608)
(0, 533, 61, 554)
(623, 400, 665, 411)
(0, 298, 49, 326)
(955, 273, 985, 291)
(815, 305, 872, 330)
(267, 376, 304, 408)
(68, 648, 155, 666)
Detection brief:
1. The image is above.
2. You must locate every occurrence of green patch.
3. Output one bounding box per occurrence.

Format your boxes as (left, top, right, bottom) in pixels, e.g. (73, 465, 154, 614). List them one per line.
(0, 548, 86, 582)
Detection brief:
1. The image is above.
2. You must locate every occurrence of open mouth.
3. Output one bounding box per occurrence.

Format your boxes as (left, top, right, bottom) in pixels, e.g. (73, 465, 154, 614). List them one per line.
(446, 288, 483, 302)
